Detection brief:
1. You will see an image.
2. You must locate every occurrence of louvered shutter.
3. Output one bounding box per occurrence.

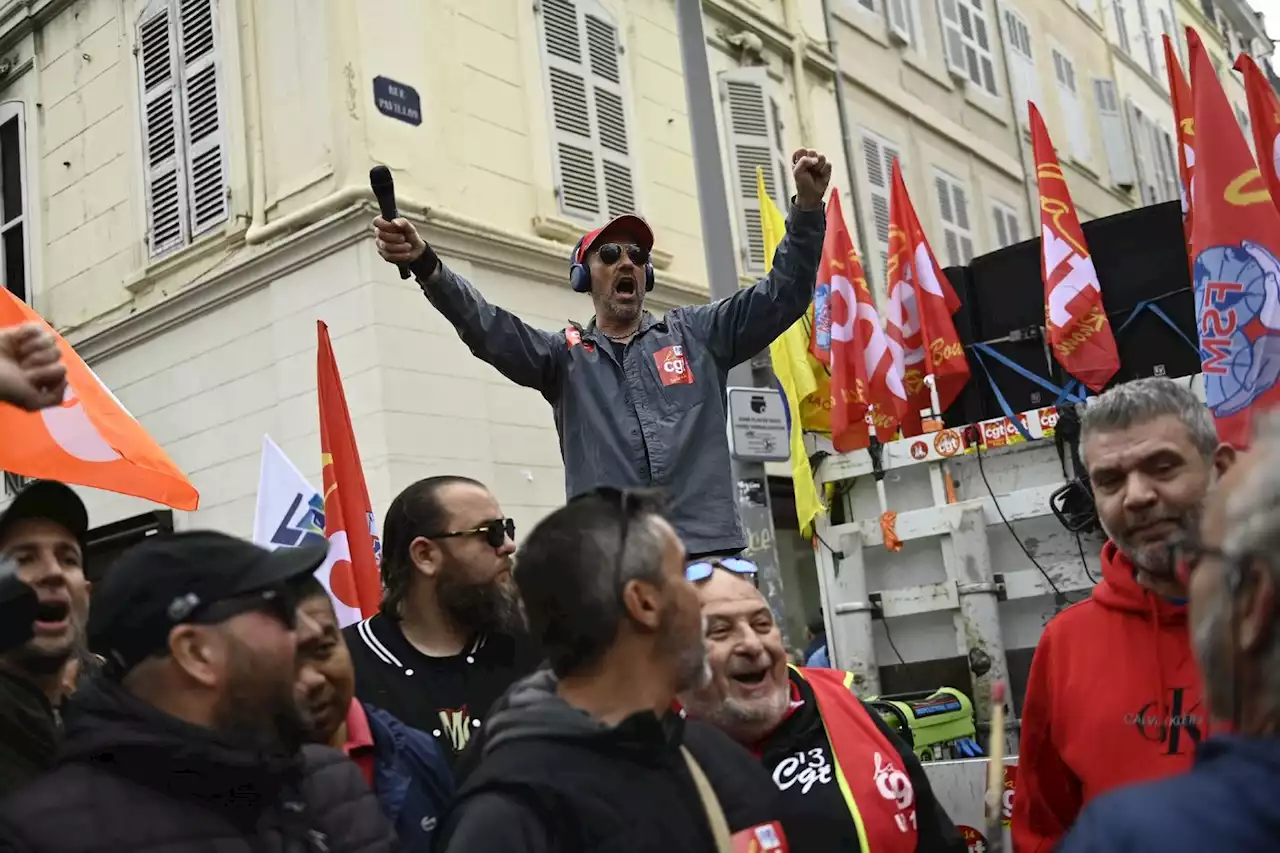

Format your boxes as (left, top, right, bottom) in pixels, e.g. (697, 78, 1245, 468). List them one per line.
(138, 0, 186, 257)
(938, 0, 968, 78)
(1135, 0, 1157, 76)
(993, 206, 1008, 247)
(1113, 0, 1130, 54)
(953, 183, 974, 262)
(1003, 9, 1040, 127)
(1094, 78, 1135, 186)
(992, 205, 1021, 247)
(721, 70, 776, 271)
(769, 97, 789, 206)
(862, 134, 898, 287)
(585, 11, 633, 218)
(178, 0, 225, 237)
(1126, 99, 1154, 205)
(887, 0, 912, 42)
(540, 0, 599, 219)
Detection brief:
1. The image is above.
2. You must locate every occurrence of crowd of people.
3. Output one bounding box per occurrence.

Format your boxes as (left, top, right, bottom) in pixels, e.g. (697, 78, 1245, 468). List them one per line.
(0, 138, 1277, 850)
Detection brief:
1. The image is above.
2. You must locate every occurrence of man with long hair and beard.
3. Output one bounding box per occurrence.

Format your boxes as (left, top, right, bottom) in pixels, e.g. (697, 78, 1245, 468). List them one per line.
(0, 531, 399, 853)
(435, 489, 786, 853)
(344, 476, 541, 765)
(1013, 378, 1236, 853)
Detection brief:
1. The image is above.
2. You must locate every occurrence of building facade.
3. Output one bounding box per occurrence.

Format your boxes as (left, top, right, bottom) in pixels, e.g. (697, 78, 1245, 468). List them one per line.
(0, 0, 1270, 637)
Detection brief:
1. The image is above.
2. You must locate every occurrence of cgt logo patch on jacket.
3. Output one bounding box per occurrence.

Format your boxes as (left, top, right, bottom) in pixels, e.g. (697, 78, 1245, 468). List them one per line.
(654, 345, 695, 387)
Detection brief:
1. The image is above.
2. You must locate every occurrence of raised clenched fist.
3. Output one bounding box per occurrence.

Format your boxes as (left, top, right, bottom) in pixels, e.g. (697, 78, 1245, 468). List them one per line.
(0, 323, 68, 411)
(792, 148, 832, 210)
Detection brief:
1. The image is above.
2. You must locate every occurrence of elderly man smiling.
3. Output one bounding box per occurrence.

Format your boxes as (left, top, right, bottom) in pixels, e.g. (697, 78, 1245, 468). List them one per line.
(678, 557, 963, 853)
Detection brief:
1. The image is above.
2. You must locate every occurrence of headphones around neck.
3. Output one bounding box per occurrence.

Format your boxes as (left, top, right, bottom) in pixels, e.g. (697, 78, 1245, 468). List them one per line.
(569, 237, 656, 294)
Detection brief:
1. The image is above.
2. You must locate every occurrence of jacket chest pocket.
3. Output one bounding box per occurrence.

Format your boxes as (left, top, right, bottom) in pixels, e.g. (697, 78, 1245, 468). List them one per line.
(642, 342, 707, 416)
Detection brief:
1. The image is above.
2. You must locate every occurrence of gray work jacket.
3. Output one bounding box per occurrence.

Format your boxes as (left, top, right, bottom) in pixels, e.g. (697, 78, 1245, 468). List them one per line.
(410, 203, 825, 555)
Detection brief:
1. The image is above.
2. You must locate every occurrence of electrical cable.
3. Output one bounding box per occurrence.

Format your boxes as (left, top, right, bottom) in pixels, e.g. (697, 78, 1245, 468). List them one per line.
(1075, 530, 1099, 584)
(879, 612, 906, 664)
(973, 439, 1072, 600)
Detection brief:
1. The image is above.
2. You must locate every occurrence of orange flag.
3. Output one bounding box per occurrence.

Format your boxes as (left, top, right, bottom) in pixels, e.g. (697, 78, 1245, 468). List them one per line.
(1235, 52, 1280, 215)
(1164, 35, 1196, 250)
(318, 321, 382, 620)
(1029, 103, 1121, 392)
(0, 290, 198, 509)
(1187, 27, 1280, 449)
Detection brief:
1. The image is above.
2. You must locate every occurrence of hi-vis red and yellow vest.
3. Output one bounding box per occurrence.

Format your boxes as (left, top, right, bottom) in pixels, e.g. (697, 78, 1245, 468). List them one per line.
(793, 666, 919, 853)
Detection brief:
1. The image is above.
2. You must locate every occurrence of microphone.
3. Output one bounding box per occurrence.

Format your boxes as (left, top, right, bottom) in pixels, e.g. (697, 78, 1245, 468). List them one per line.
(370, 165, 410, 280)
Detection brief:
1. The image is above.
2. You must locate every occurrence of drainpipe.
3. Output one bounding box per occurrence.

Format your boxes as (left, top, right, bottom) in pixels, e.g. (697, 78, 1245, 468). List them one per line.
(241, 0, 267, 237)
(991, 0, 1038, 228)
(781, 0, 815, 141)
(818, 0, 874, 293)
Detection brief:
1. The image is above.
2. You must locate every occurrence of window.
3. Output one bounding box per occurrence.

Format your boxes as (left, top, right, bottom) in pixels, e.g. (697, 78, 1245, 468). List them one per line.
(1002, 8, 1039, 127)
(137, 0, 227, 260)
(939, 0, 998, 96)
(855, 0, 877, 10)
(720, 68, 788, 272)
(933, 170, 975, 267)
(1113, 0, 1130, 55)
(1093, 78, 1135, 186)
(991, 202, 1021, 249)
(886, 0, 920, 46)
(537, 0, 635, 223)
(1126, 101, 1178, 205)
(1052, 49, 1092, 164)
(0, 103, 26, 303)
(860, 131, 901, 287)
(1135, 0, 1158, 78)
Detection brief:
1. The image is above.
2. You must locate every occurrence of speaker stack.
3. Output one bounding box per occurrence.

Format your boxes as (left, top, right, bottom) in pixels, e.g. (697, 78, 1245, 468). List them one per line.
(946, 200, 1197, 426)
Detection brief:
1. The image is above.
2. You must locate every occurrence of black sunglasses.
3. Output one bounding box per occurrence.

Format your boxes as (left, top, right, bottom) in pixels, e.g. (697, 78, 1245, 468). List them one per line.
(427, 518, 515, 549)
(594, 243, 649, 267)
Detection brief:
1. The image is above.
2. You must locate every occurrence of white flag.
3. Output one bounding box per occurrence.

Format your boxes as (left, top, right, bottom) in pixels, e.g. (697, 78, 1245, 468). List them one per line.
(253, 435, 362, 626)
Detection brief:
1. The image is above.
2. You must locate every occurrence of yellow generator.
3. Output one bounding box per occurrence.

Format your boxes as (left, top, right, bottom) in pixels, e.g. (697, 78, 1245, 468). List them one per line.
(865, 688, 981, 762)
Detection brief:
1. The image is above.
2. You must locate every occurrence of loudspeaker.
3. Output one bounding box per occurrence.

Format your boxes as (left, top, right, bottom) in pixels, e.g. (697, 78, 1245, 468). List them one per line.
(1084, 201, 1198, 382)
(959, 200, 1198, 424)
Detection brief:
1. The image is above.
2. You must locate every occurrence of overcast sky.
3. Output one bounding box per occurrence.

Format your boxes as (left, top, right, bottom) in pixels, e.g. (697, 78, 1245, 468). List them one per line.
(1254, 0, 1280, 40)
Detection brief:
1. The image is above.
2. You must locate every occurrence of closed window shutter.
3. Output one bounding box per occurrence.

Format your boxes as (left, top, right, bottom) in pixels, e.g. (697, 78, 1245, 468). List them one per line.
(862, 133, 898, 287)
(539, 0, 633, 221)
(993, 206, 1008, 247)
(1094, 78, 1135, 186)
(770, 98, 789, 206)
(1126, 99, 1154, 205)
(1003, 9, 1040, 127)
(934, 172, 974, 266)
(938, 0, 968, 78)
(887, 0, 912, 42)
(586, 12, 633, 218)
(1054, 51, 1092, 163)
(1135, 0, 1157, 76)
(178, 0, 225, 237)
(991, 204, 1020, 249)
(721, 70, 777, 271)
(953, 184, 974, 262)
(138, 0, 186, 257)
(1113, 0, 1130, 54)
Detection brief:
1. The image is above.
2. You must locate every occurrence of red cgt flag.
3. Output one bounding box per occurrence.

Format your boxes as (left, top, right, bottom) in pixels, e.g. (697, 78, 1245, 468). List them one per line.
(887, 160, 968, 423)
(823, 189, 900, 450)
(1164, 34, 1196, 249)
(1235, 52, 1280, 217)
(1187, 28, 1280, 448)
(1029, 103, 1120, 392)
(317, 321, 382, 620)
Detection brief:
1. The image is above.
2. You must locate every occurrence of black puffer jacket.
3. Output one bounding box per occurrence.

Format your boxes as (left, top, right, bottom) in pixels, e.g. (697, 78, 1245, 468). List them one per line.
(0, 679, 401, 853)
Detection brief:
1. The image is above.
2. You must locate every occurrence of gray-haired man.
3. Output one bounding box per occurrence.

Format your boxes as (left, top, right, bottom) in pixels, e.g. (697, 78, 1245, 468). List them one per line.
(1056, 413, 1280, 852)
(1012, 378, 1236, 853)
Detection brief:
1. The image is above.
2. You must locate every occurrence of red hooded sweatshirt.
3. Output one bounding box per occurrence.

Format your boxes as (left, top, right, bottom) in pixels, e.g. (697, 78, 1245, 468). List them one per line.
(1010, 541, 1205, 853)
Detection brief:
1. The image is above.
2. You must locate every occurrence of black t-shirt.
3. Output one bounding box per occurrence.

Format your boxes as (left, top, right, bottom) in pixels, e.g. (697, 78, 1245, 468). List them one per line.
(342, 613, 541, 766)
(754, 671, 965, 853)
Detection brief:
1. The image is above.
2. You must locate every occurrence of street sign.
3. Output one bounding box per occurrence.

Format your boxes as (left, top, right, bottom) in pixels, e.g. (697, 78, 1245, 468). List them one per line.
(727, 386, 789, 462)
(372, 76, 422, 126)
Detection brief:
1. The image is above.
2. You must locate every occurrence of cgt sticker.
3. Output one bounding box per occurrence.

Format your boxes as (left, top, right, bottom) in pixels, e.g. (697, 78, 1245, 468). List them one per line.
(910, 441, 929, 461)
(934, 429, 962, 458)
(654, 345, 695, 386)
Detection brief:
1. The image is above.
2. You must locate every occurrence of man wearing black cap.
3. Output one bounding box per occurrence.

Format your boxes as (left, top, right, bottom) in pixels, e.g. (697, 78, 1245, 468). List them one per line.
(0, 480, 90, 795)
(372, 149, 831, 558)
(0, 531, 399, 853)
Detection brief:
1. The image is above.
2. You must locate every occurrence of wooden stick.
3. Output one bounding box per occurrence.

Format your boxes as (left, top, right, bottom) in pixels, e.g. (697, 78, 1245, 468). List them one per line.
(984, 681, 1007, 853)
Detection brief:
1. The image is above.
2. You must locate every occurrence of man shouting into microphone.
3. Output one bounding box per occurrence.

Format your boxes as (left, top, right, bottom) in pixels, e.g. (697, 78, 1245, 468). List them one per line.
(373, 149, 830, 558)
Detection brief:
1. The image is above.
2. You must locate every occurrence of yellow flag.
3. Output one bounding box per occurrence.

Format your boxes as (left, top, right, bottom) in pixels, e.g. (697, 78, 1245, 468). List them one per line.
(759, 168, 826, 536)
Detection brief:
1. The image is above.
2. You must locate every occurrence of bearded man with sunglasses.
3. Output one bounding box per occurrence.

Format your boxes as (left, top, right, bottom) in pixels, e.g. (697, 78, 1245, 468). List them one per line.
(344, 476, 540, 766)
(372, 149, 831, 559)
(679, 560, 964, 853)
(0, 531, 399, 853)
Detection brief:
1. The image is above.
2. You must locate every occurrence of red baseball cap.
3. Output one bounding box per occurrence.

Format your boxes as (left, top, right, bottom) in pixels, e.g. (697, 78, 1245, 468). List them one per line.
(575, 214, 655, 263)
